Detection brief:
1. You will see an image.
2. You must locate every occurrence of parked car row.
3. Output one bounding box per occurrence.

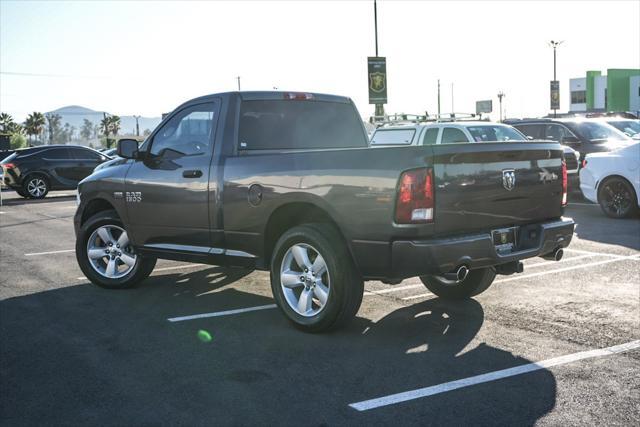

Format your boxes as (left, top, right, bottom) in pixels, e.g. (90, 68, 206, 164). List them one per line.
(1, 145, 111, 199)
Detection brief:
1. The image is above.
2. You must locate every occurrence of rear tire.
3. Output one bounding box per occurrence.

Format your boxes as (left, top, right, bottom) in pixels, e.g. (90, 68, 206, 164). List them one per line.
(420, 267, 496, 300)
(270, 223, 363, 333)
(597, 177, 638, 219)
(76, 210, 156, 289)
(16, 189, 30, 198)
(23, 174, 49, 199)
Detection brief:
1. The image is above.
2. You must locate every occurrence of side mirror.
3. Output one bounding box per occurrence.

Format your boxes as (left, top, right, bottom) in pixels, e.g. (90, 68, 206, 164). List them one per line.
(561, 136, 580, 144)
(117, 138, 140, 159)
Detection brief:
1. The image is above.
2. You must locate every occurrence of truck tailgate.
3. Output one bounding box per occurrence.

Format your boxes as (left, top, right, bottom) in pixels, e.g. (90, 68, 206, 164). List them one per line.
(431, 142, 564, 235)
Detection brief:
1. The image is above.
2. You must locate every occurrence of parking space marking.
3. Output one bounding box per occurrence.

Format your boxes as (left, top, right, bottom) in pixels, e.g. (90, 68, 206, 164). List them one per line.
(524, 254, 595, 269)
(495, 254, 639, 284)
(364, 284, 422, 296)
(25, 249, 75, 256)
(349, 339, 640, 412)
(168, 304, 278, 322)
(564, 248, 629, 259)
(402, 293, 432, 301)
(570, 202, 598, 207)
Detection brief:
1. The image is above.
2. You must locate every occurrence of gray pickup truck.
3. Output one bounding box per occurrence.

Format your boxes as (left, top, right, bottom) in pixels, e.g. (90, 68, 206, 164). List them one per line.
(74, 91, 574, 332)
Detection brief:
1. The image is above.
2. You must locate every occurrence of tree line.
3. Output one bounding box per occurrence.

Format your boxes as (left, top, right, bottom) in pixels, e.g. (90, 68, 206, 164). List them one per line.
(0, 112, 151, 149)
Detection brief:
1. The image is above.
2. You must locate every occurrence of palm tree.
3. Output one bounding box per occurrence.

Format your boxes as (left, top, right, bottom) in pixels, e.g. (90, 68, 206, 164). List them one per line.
(108, 115, 121, 137)
(24, 112, 46, 144)
(0, 112, 15, 132)
(80, 119, 93, 140)
(45, 113, 62, 144)
(7, 122, 25, 135)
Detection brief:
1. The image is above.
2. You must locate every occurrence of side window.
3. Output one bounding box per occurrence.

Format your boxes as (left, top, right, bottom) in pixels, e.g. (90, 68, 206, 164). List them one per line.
(150, 103, 216, 157)
(422, 128, 439, 145)
(370, 129, 415, 145)
(41, 148, 71, 159)
(69, 148, 102, 161)
(545, 124, 575, 142)
(516, 124, 544, 139)
(441, 128, 469, 144)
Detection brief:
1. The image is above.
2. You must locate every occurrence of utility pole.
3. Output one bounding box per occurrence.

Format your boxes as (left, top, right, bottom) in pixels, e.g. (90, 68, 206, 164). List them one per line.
(236, 76, 241, 91)
(549, 40, 563, 118)
(373, 0, 384, 118)
(437, 79, 441, 117)
(451, 83, 454, 115)
(497, 91, 505, 122)
(133, 115, 140, 136)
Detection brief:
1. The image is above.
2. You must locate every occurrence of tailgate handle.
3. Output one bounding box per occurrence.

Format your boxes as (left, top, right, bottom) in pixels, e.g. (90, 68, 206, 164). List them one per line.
(183, 169, 203, 178)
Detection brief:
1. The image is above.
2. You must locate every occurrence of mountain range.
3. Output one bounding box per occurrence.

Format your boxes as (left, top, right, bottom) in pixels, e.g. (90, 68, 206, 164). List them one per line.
(45, 105, 162, 135)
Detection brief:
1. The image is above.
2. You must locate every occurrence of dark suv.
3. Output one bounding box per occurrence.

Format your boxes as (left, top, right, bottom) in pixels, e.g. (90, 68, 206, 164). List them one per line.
(1, 145, 109, 199)
(506, 118, 632, 164)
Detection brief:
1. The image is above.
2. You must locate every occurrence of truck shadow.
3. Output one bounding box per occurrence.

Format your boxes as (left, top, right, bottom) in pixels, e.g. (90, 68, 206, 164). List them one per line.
(0, 267, 556, 425)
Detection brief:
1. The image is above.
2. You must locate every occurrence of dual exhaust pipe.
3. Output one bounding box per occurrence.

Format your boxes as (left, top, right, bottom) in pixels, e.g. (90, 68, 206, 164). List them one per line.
(442, 248, 563, 282)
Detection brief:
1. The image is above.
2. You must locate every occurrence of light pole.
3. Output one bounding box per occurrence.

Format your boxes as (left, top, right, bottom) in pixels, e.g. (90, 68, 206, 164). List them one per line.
(497, 91, 505, 122)
(236, 76, 241, 91)
(133, 115, 140, 136)
(549, 40, 563, 117)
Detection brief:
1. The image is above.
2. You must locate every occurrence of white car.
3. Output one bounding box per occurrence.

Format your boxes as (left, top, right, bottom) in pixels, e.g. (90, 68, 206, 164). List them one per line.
(370, 121, 580, 184)
(580, 142, 640, 218)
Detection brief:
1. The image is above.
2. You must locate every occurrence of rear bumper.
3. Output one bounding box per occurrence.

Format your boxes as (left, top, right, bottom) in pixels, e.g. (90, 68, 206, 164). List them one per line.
(389, 217, 575, 280)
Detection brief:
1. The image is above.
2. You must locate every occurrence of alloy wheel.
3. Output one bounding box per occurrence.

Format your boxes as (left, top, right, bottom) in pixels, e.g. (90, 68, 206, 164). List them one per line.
(27, 178, 47, 198)
(280, 243, 330, 317)
(602, 181, 632, 217)
(86, 225, 137, 279)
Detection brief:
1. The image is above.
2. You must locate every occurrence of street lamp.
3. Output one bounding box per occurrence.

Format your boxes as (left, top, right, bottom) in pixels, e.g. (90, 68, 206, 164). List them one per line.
(549, 40, 563, 117)
(497, 91, 505, 122)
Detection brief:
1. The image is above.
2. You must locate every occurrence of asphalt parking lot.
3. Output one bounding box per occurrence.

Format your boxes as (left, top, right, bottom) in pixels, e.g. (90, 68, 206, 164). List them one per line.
(1, 190, 638, 426)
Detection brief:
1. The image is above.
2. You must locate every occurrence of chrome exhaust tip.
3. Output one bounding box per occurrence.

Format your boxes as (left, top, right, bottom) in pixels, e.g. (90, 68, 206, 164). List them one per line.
(456, 265, 469, 281)
(542, 247, 564, 261)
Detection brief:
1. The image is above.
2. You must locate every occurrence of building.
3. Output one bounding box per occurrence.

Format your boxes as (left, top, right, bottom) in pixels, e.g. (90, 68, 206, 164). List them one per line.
(569, 69, 640, 113)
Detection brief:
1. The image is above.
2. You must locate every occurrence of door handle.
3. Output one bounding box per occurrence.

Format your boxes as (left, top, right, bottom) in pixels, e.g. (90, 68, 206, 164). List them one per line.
(183, 169, 203, 178)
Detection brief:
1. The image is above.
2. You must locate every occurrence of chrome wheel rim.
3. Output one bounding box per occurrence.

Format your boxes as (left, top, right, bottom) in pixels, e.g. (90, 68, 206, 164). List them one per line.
(280, 243, 330, 317)
(27, 178, 46, 197)
(87, 225, 137, 279)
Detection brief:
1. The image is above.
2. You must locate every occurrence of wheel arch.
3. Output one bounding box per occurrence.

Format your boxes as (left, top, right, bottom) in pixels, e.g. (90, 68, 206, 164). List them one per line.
(262, 199, 355, 270)
(80, 198, 119, 227)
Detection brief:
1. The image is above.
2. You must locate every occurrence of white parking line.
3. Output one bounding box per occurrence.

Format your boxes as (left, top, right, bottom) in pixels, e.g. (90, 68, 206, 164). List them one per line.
(524, 254, 595, 269)
(167, 304, 278, 322)
(564, 248, 631, 259)
(25, 249, 75, 256)
(349, 340, 640, 411)
(364, 284, 422, 296)
(402, 293, 432, 301)
(570, 202, 598, 207)
(495, 254, 639, 284)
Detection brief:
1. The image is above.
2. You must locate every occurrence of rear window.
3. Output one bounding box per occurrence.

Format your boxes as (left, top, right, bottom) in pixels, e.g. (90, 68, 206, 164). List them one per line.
(466, 125, 525, 142)
(516, 124, 544, 139)
(238, 100, 367, 150)
(1, 152, 17, 163)
(370, 129, 415, 145)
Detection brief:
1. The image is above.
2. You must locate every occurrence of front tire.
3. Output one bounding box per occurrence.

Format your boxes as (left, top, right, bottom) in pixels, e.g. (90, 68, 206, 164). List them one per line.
(420, 267, 496, 300)
(270, 223, 363, 333)
(598, 177, 638, 219)
(23, 175, 49, 199)
(76, 210, 156, 289)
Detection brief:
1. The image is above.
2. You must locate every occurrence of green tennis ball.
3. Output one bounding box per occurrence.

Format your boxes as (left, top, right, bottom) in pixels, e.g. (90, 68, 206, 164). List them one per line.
(197, 330, 212, 343)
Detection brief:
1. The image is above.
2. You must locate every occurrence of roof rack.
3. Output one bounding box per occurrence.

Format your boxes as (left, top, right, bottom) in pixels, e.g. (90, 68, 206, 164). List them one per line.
(370, 112, 489, 127)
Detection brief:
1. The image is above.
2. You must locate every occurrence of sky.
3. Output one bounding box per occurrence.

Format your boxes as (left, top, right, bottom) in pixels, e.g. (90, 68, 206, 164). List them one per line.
(1, 0, 639, 122)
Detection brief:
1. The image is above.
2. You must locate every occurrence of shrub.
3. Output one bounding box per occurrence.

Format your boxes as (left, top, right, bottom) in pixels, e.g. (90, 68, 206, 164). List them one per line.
(10, 133, 27, 149)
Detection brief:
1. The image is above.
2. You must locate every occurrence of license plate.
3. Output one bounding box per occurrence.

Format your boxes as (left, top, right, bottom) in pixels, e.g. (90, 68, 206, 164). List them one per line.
(493, 227, 516, 253)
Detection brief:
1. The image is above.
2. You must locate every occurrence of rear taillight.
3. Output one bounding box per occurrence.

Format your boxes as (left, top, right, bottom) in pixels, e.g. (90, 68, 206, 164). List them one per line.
(2, 163, 15, 169)
(561, 160, 568, 207)
(581, 159, 587, 168)
(283, 92, 314, 100)
(395, 168, 434, 224)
